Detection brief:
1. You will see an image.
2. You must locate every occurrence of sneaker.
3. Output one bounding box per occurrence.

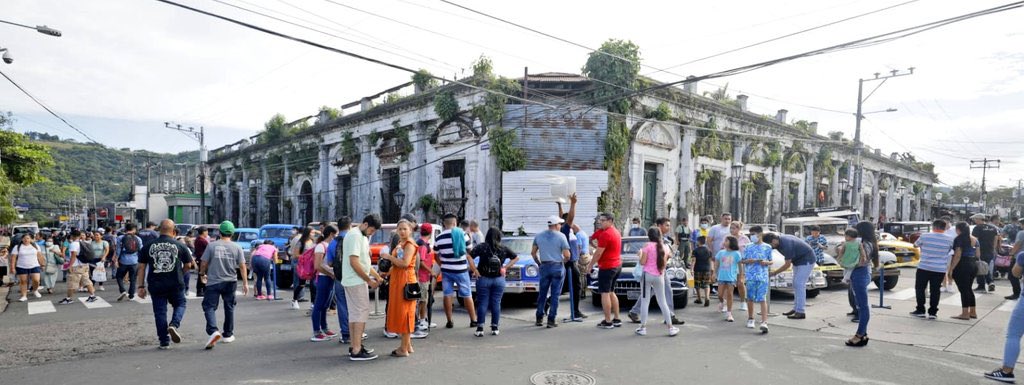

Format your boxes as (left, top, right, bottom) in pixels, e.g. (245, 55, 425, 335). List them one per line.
(58, 297, 73, 305)
(976, 286, 988, 292)
(32, 290, 41, 298)
(719, 302, 725, 312)
(349, 347, 378, 361)
(99, 286, 105, 291)
(927, 314, 937, 320)
(18, 296, 27, 302)
(117, 292, 128, 302)
(1006, 295, 1020, 300)
(290, 300, 300, 310)
(990, 284, 997, 292)
(909, 310, 927, 318)
(535, 316, 543, 327)
(984, 369, 1016, 383)
(704, 300, 710, 307)
(612, 319, 623, 327)
(596, 320, 615, 329)
(739, 302, 748, 311)
(491, 328, 500, 336)
(158, 344, 171, 350)
(348, 346, 376, 354)
(86, 296, 98, 303)
(627, 312, 640, 323)
(759, 322, 769, 334)
(635, 327, 647, 336)
(205, 331, 222, 350)
(668, 326, 680, 337)
(168, 326, 182, 344)
(746, 319, 755, 328)
(311, 333, 330, 342)
(726, 314, 735, 322)
(417, 320, 429, 331)
(411, 330, 428, 339)
(474, 328, 484, 337)
(129, 295, 135, 300)
(255, 295, 266, 300)
(222, 335, 235, 343)
(671, 315, 685, 325)
(383, 330, 398, 339)
(323, 330, 338, 339)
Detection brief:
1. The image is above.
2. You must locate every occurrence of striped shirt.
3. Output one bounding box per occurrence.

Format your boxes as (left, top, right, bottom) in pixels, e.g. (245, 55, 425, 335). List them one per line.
(915, 231, 955, 273)
(434, 228, 469, 273)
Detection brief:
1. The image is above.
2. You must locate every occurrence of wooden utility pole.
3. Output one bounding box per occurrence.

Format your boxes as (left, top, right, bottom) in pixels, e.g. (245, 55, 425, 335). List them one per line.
(970, 158, 1000, 212)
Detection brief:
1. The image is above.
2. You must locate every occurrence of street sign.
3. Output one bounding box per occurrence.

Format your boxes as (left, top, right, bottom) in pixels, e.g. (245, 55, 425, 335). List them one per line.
(115, 215, 124, 221)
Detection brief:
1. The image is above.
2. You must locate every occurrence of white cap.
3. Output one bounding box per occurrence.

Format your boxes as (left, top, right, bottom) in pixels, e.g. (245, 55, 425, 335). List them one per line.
(547, 215, 565, 226)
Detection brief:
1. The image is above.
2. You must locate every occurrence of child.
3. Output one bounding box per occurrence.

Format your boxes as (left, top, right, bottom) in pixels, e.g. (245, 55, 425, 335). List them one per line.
(837, 229, 867, 284)
(715, 236, 744, 322)
(691, 236, 714, 307)
(742, 226, 773, 333)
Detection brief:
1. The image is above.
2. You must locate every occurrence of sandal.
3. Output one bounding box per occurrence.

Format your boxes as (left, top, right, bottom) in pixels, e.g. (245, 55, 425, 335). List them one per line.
(845, 335, 869, 347)
(951, 315, 971, 320)
(390, 349, 409, 357)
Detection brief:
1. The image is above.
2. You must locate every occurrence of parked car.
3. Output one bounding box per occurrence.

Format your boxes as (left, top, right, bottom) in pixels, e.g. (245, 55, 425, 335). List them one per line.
(587, 236, 690, 308)
(878, 237, 920, 265)
(251, 224, 297, 289)
(194, 224, 222, 240)
(781, 217, 904, 290)
(369, 223, 441, 265)
(767, 246, 829, 297)
(882, 221, 932, 244)
(231, 227, 259, 276)
(469, 236, 540, 297)
(175, 223, 195, 238)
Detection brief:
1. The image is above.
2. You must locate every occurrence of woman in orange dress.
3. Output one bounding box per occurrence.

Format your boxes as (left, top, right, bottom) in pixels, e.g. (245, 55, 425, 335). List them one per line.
(384, 219, 419, 357)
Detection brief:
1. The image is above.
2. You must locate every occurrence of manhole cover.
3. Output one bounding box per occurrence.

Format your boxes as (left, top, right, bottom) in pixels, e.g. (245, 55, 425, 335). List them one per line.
(530, 370, 596, 385)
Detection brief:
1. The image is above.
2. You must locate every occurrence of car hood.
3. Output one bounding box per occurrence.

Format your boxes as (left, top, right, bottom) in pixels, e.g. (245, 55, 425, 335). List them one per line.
(878, 240, 915, 249)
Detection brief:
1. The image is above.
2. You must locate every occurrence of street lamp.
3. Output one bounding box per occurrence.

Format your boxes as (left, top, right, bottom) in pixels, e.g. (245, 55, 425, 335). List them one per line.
(393, 191, 406, 213)
(839, 178, 850, 205)
(0, 20, 62, 36)
(731, 162, 744, 219)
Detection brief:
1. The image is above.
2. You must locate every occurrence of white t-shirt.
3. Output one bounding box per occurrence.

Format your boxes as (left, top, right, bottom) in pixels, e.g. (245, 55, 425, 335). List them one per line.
(315, 242, 328, 277)
(68, 241, 82, 267)
(14, 243, 41, 269)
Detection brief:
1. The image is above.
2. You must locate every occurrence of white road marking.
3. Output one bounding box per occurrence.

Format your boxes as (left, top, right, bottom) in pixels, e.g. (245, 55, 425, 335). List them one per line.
(27, 301, 56, 315)
(891, 350, 989, 377)
(940, 294, 963, 306)
(738, 341, 765, 369)
(802, 357, 900, 385)
(998, 299, 1019, 312)
(79, 296, 112, 309)
(888, 288, 916, 301)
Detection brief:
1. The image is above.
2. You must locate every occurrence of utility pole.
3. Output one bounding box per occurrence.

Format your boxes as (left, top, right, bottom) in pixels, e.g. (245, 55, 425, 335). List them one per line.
(165, 122, 207, 223)
(91, 182, 98, 230)
(852, 67, 914, 214)
(970, 158, 1000, 212)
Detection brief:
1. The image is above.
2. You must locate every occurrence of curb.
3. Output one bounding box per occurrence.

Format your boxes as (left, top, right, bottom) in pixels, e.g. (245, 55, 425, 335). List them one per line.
(0, 283, 9, 314)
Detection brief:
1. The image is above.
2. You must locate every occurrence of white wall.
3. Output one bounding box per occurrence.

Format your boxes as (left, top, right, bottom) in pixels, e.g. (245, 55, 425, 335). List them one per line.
(502, 170, 608, 235)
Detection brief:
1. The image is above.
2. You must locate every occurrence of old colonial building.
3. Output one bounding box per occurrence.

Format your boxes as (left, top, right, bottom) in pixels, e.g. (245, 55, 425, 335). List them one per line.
(206, 72, 937, 230)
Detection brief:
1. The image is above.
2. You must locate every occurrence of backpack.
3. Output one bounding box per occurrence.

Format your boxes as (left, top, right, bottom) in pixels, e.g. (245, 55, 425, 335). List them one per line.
(77, 240, 97, 264)
(475, 244, 503, 277)
(331, 243, 345, 282)
(122, 235, 140, 255)
(296, 244, 318, 280)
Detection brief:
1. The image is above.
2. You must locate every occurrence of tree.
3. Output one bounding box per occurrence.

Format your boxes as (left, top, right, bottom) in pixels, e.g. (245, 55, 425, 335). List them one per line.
(0, 126, 56, 224)
(258, 113, 288, 144)
(703, 83, 739, 107)
(582, 39, 641, 115)
(318, 106, 340, 120)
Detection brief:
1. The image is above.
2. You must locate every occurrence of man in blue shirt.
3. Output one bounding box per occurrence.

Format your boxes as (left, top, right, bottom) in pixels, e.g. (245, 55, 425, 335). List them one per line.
(325, 216, 352, 342)
(766, 233, 816, 319)
(805, 226, 828, 265)
(532, 215, 570, 328)
(115, 223, 144, 302)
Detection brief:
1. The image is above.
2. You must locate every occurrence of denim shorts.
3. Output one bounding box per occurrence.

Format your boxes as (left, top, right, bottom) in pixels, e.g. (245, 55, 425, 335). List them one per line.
(15, 266, 41, 275)
(442, 271, 472, 298)
(717, 280, 736, 286)
(597, 268, 621, 293)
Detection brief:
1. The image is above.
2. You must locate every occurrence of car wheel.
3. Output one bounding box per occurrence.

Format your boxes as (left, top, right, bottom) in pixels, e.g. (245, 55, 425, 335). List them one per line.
(807, 289, 820, 298)
(873, 275, 899, 291)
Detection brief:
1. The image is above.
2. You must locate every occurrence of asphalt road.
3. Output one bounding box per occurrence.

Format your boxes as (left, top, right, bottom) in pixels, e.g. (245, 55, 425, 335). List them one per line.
(0, 273, 1011, 384)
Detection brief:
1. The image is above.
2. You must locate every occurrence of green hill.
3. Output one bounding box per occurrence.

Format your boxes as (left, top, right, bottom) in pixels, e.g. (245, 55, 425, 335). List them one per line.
(16, 133, 196, 224)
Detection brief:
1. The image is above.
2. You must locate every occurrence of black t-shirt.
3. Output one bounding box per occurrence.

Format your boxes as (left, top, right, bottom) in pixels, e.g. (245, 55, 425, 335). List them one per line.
(953, 236, 976, 258)
(139, 235, 193, 295)
(692, 246, 712, 272)
(972, 224, 999, 260)
(470, 243, 516, 278)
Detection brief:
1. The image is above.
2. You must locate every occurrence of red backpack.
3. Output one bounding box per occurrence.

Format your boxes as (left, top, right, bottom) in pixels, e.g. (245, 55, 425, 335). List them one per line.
(296, 244, 318, 280)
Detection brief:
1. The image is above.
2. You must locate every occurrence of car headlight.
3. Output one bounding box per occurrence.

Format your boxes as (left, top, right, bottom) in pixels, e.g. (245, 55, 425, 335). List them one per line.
(667, 268, 685, 280)
(525, 265, 539, 278)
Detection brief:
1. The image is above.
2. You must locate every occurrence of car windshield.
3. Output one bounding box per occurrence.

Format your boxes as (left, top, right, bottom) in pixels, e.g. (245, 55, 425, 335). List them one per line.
(370, 228, 394, 244)
(622, 239, 648, 254)
(784, 224, 847, 237)
(501, 238, 534, 255)
(260, 228, 292, 239)
(175, 225, 193, 235)
(232, 232, 259, 242)
(907, 224, 930, 233)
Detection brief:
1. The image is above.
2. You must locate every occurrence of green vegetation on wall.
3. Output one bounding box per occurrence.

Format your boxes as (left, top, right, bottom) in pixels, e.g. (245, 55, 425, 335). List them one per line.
(488, 126, 526, 172)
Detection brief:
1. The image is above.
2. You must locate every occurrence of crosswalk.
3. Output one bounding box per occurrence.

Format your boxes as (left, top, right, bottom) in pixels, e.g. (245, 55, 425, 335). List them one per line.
(19, 289, 252, 316)
(884, 287, 1018, 312)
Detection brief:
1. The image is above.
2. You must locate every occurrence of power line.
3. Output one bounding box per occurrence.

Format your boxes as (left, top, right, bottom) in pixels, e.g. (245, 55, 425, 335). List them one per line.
(0, 70, 99, 144)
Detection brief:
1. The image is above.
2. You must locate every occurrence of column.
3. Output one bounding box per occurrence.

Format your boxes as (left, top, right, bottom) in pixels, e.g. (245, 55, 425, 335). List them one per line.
(804, 152, 815, 208)
(318, 144, 330, 221)
(678, 129, 697, 224)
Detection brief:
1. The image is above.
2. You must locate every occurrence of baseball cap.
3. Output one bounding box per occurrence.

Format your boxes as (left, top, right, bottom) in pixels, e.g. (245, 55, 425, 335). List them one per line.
(547, 215, 565, 226)
(219, 221, 236, 236)
(419, 223, 433, 235)
(969, 213, 988, 220)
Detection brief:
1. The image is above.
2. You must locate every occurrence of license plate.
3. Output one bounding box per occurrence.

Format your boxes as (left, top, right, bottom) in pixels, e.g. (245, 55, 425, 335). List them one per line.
(279, 264, 292, 271)
(627, 290, 640, 300)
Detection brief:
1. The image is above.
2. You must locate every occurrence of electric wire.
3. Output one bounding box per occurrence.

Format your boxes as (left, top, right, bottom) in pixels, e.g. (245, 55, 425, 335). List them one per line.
(0, 70, 99, 144)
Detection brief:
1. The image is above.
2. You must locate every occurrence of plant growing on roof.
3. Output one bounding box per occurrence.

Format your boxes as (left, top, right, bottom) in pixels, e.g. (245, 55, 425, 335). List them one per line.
(412, 69, 439, 91)
(703, 83, 739, 108)
(392, 120, 414, 161)
(647, 102, 672, 121)
(488, 126, 525, 171)
(433, 91, 459, 123)
(468, 55, 521, 130)
(384, 92, 403, 104)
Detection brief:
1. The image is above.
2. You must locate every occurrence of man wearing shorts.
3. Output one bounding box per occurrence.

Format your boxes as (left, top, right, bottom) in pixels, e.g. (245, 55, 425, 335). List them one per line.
(434, 213, 478, 329)
(342, 214, 382, 361)
(743, 226, 772, 333)
(59, 230, 97, 304)
(587, 213, 623, 329)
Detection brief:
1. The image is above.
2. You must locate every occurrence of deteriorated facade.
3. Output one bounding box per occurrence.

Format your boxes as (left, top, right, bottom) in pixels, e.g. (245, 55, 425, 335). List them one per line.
(207, 73, 937, 229)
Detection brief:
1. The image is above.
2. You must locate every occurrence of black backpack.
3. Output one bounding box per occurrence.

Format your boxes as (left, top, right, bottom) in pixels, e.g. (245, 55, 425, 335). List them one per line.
(332, 240, 345, 281)
(77, 240, 97, 264)
(122, 235, 140, 254)
(475, 244, 503, 277)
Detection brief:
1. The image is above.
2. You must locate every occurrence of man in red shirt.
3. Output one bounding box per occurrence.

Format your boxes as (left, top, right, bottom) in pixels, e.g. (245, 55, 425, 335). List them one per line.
(587, 213, 623, 329)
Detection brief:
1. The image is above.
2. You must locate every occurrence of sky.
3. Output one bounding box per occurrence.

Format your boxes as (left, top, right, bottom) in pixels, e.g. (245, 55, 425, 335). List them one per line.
(1, 0, 1022, 189)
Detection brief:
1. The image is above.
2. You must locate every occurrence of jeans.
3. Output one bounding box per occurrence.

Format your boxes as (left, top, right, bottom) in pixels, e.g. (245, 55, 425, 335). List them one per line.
(563, 260, 582, 316)
(253, 257, 273, 297)
(792, 263, 813, 313)
(639, 272, 673, 326)
(536, 263, 564, 321)
(978, 256, 995, 286)
(630, 273, 675, 314)
(1002, 294, 1024, 368)
(475, 276, 505, 328)
(332, 280, 350, 338)
(151, 289, 187, 346)
(1011, 259, 1022, 297)
(915, 269, 945, 315)
(202, 281, 237, 337)
(851, 266, 871, 335)
(116, 264, 137, 296)
(311, 275, 334, 334)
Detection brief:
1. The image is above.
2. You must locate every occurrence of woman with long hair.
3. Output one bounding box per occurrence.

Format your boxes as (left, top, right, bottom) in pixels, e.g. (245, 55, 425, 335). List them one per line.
(635, 227, 679, 337)
(310, 225, 339, 341)
(950, 221, 979, 320)
(291, 226, 315, 310)
(470, 227, 518, 337)
(849, 221, 880, 321)
(383, 220, 419, 356)
(10, 233, 43, 301)
(845, 221, 877, 347)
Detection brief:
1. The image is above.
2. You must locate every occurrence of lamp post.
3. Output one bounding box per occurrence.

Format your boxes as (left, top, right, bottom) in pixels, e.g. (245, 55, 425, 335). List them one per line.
(896, 185, 907, 220)
(840, 178, 850, 206)
(165, 122, 206, 223)
(731, 162, 744, 220)
(935, 192, 943, 218)
(393, 191, 406, 216)
(0, 20, 61, 36)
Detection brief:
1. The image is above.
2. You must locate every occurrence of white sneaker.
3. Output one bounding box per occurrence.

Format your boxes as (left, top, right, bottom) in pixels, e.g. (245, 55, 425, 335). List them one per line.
(18, 296, 27, 302)
(746, 319, 755, 328)
(634, 327, 647, 336)
(383, 330, 398, 339)
(99, 286, 105, 291)
(33, 290, 41, 298)
(668, 326, 680, 337)
(719, 303, 726, 313)
(726, 314, 735, 322)
(411, 330, 428, 339)
(222, 335, 236, 343)
(205, 331, 222, 350)
(290, 300, 300, 310)
(759, 322, 769, 334)
(739, 302, 748, 311)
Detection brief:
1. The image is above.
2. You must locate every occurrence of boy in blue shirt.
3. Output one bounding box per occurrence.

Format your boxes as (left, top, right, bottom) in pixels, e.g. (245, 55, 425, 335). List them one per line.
(742, 226, 773, 334)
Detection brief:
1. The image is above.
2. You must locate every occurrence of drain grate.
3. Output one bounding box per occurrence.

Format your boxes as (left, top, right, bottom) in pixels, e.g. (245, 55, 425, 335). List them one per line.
(530, 370, 596, 385)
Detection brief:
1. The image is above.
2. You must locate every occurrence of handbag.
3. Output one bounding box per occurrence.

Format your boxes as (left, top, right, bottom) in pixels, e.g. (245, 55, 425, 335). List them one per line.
(403, 282, 422, 300)
(92, 265, 108, 282)
(976, 260, 990, 277)
(996, 254, 1013, 269)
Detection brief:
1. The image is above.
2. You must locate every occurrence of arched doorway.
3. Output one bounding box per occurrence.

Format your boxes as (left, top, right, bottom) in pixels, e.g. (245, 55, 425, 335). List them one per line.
(230, 189, 240, 225)
(299, 181, 313, 226)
